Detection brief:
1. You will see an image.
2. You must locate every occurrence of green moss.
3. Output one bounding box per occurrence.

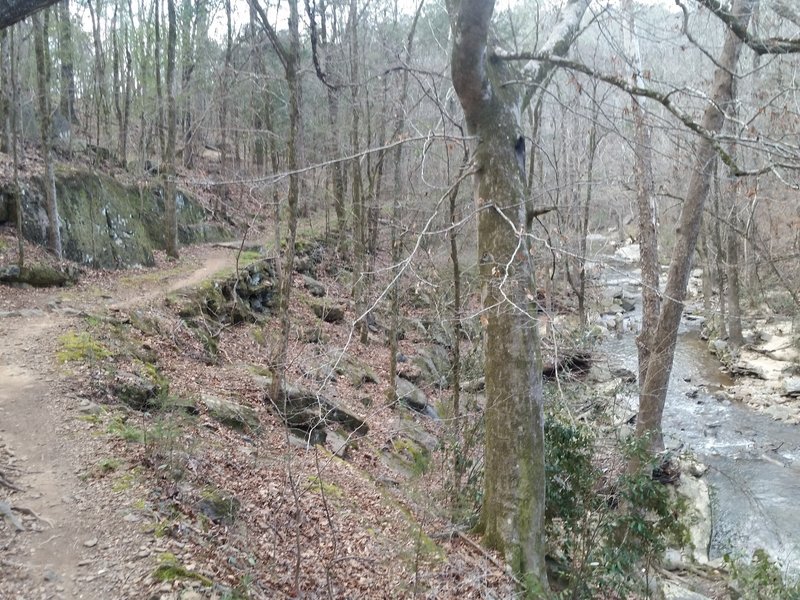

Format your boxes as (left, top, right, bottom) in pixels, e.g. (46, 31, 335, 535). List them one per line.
(107, 415, 145, 443)
(57, 331, 111, 364)
(391, 437, 431, 476)
(236, 250, 262, 265)
(93, 457, 122, 476)
(112, 472, 137, 492)
(306, 475, 344, 498)
(153, 553, 213, 586)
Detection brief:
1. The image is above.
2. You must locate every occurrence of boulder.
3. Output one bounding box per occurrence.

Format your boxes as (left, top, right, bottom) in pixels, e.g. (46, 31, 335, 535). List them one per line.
(782, 377, 800, 397)
(395, 377, 439, 419)
(411, 345, 452, 388)
(619, 297, 636, 313)
(196, 489, 240, 525)
(259, 376, 368, 438)
(201, 393, 260, 432)
(322, 351, 379, 387)
(661, 582, 712, 600)
(112, 370, 163, 411)
(673, 459, 711, 565)
(5, 171, 231, 269)
(302, 275, 326, 297)
(0, 264, 77, 288)
(310, 300, 345, 324)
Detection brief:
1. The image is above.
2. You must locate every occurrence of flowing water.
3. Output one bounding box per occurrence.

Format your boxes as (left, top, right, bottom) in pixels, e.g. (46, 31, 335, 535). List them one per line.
(599, 258, 800, 573)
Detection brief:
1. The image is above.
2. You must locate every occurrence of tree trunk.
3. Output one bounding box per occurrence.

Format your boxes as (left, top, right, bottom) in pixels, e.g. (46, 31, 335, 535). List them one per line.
(164, 0, 178, 258)
(154, 0, 165, 156)
(249, 0, 302, 403)
(727, 211, 744, 346)
(712, 167, 728, 337)
(625, 1, 660, 390)
(348, 0, 367, 344)
(578, 90, 600, 329)
(0, 29, 9, 153)
(9, 25, 23, 268)
(448, 0, 589, 586)
(57, 0, 77, 126)
(388, 0, 423, 406)
(86, 0, 107, 150)
(635, 0, 754, 453)
(33, 10, 62, 260)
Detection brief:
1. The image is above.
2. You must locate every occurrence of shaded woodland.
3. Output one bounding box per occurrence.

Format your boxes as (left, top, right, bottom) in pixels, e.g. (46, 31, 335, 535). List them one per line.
(1, 0, 800, 597)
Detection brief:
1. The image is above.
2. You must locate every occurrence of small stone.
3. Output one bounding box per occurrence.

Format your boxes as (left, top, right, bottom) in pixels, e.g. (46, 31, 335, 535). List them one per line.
(83, 538, 98, 548)
(43, 569, 60, 582)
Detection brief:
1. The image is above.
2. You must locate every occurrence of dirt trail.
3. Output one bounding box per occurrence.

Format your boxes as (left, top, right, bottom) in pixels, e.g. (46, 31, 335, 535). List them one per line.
(0, 245, 240, 599)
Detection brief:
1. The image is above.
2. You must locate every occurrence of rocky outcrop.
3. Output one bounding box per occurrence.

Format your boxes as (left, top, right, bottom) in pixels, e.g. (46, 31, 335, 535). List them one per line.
(395, 377, 439, 419)
(200, 393, 260, 432)
(0, 263, 79, 287)
(168, 259, 278, 324)
(0, 169, 231, 268)
(310, 300, 345, 324)
(258, 376, 369, 446)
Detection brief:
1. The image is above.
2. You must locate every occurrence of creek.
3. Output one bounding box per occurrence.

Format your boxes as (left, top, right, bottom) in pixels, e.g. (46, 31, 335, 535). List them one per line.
(598, 256, 800, 574)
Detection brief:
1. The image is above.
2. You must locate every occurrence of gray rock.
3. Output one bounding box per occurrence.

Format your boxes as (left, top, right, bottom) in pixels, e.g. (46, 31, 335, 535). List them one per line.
(0, 265, 20, 281)
(412, 345, 452, 388)
(302, 275, 326, 297)
(782, 377, 800, 397)
(323, 351, 379, 387)
(259, 376, 368, 437)
(196, 489, 240, 524)
(112, 371, 161, 411)
(661, 581, 712, 600)
(311, 300, 345, 324)
(201, 393, 260, 432)
(619, 297, 636, 312)
(77, 399, 102, 415)
(395, 377, 438, 418)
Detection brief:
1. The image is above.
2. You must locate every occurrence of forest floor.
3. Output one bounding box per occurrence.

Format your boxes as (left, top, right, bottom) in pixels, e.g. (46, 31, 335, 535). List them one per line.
(0, 242, 250, 599)
(0, 233, 519, 600)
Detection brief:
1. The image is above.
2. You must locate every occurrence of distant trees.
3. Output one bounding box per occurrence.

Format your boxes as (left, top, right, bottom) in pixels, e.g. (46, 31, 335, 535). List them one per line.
(2, 0, 800, 589)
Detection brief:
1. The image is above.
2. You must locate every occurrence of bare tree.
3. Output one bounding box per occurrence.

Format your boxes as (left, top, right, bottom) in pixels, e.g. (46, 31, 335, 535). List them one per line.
(164, 0, 178, 258)
(32, 9, 61, 260)
(635, 0, 755, 452)
(249, 0, 302, 403)
(447, 0, 589, 586)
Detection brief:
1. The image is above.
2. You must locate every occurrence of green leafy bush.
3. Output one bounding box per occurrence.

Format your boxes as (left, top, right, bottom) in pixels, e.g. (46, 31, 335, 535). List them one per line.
(545, 413, 688, 599)
(725, 549, 800, 600)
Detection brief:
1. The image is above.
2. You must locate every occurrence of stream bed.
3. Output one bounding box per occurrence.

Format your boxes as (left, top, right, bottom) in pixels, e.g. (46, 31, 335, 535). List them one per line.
(599, 260, 800, 574)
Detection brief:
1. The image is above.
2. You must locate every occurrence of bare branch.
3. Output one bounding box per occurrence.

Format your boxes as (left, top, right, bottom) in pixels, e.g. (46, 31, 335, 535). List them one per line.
(694, 0, 800, 54)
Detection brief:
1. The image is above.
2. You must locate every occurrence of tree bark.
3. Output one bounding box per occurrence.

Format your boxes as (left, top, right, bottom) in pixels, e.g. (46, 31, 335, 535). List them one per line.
(635, 0, 754, 453)
(32, 10, 61, 260)
(57, 0, 77, 125)
(0, 28, 9, 152)
(249, 0, 302, 404)
(164, 0, 178, 258)
(624, 1, 660, 391)
(0, 0, 60, 30)
(448, 0, 589, 587)
(86, 0, 107, 150)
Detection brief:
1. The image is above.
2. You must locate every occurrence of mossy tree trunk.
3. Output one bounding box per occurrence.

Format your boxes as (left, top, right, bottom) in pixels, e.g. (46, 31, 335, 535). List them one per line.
(164, 0, 178, 259)
(249, 0, 302, 403)
(447, 0, 589, 588)
(33, 9, 62, 260)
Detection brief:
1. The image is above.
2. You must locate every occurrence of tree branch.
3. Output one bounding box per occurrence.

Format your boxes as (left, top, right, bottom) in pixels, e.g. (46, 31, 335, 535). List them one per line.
(247, 0, 289, 70)
(0, 0, 58, 30)
(694, 0, 800, 54)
